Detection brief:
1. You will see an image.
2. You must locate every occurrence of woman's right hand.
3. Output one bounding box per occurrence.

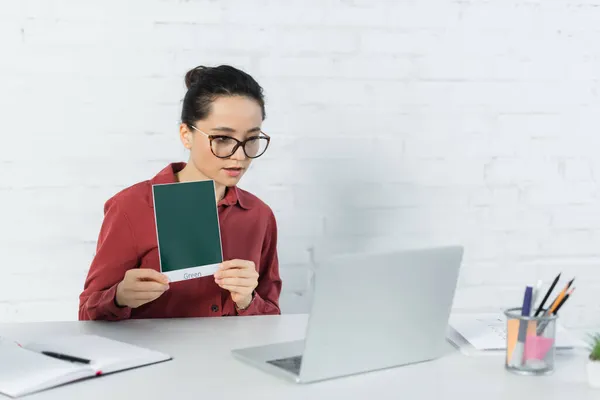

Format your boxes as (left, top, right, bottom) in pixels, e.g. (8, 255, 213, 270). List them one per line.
(115, 269, 170, 308)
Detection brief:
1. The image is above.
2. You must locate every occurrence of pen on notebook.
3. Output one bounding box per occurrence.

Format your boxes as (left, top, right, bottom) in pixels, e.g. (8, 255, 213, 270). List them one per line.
(41, 351, 91, 364)
(508, 285, 533, 367)
(534, 272, 561, 316)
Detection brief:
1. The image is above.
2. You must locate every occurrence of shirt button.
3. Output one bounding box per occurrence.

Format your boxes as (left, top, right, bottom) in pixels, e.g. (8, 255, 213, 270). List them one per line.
(211, 304, 219, 312)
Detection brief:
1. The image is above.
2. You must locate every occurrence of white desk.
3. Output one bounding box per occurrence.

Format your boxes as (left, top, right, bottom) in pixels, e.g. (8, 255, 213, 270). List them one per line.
(0, 314, 597, 399)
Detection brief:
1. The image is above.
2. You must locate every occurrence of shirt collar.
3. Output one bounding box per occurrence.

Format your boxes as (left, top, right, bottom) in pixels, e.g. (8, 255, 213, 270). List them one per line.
(148, 162, 252, 210)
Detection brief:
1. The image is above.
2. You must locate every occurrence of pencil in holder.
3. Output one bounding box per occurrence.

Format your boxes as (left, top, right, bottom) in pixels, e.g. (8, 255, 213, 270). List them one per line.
(503, 307, 558, 375)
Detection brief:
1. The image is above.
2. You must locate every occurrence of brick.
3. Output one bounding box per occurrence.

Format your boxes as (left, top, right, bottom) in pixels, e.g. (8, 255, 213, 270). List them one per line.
(0, 209, 99, 244)
(291, 134, 376, 159)
(0, 272, 85, 302)
(272, 28, 358, 54)
(275, 211, 324, 238)
(0, 1, 24, 20)
(277, 245, 312, 267)
(0, 21, 22, 50)
(538, 230, 600, 256)
(174, 51, 254, 79)
(0, 241, 97, 279)
(240, 184, 295, 214)
(378, 81, 578, 111)
(322, 206, 472, 237)
(0, 131, 183, 164)
(551, 205, 600, 230)
(535, 259, 600, 286)
(0, 299, 78, 322)
(484, 158, 562, 184)
(529, 137, 600, 158)
(264, 78, 370, 107)
(278, 266, 310, 293)
(402, 158, 486, 185)
(522, 183, 597, 206)
(244, 157, 298, 186)
(0, 160, 172, 189)
(459, 261, 542, 286)
(359, 29, 444, 55)
(132, 1, 225, 24)
(298, 183, 469, 209)
(21, 0, 117, 21)
(451, 286, 528, 310)
(23, 19, 155, 48)
(494, 113, 565, 139)
(457, 3, 566, 30)
(564, 159, 594, 182)
(460, 227, 550, 260)
(478, 206, 552, 231)
(258, 55, 415, 80)
(382, 2, 462, 29)
(468, 186, 520, 207)
(223, 0, 324, 25)
(150, 25, 357, 54)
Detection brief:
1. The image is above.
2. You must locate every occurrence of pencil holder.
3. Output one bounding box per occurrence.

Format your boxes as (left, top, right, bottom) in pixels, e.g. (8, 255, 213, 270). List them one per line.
(503, 307, 558, 375)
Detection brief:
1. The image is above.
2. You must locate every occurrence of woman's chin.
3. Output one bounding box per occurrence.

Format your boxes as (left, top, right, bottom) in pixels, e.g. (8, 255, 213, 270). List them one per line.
(216, 169, 244, 186)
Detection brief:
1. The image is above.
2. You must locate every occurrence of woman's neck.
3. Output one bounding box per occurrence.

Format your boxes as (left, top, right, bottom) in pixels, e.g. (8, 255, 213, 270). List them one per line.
(176, 163, 226, 203)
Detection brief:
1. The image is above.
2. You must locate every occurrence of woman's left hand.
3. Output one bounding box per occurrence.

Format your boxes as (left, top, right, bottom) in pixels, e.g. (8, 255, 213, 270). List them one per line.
(214, 259, 258, 309)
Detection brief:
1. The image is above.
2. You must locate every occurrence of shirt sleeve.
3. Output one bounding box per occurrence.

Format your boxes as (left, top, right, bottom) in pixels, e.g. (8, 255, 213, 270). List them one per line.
(78, 198, 138, 321)
(235, 210, 282, 316)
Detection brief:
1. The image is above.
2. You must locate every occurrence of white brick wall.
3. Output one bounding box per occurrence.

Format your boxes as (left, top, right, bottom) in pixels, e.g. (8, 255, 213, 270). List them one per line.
(1, 0, 599, 333)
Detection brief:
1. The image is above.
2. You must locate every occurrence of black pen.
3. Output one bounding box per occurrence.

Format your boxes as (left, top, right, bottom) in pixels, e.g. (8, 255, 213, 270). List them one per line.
(42, 351, 91, 364)
(534, 272, 561, 316)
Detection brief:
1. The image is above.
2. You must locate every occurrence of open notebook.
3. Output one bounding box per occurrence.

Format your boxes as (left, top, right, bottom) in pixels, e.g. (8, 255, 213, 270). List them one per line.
(447, 313, 586, 356)
(0, 334, 171, 398)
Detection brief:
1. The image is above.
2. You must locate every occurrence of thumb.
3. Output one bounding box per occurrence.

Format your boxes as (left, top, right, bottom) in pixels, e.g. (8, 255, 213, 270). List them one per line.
(136, 268, 170, 284)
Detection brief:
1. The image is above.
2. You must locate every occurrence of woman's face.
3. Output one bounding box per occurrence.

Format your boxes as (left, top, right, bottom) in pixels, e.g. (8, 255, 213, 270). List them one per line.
(180, 95, 264, 187)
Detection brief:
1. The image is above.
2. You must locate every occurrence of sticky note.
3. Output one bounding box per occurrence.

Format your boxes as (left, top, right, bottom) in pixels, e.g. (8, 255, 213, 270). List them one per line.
(524, 335, 554, 361)
(506, 319, 537, 363)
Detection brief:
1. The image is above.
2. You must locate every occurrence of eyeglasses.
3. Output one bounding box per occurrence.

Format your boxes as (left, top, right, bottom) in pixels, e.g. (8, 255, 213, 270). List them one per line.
(190, 125, 270, 159)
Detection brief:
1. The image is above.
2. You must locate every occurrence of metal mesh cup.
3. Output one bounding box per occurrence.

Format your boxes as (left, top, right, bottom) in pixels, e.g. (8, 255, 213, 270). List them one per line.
(504, 307, 558, 375)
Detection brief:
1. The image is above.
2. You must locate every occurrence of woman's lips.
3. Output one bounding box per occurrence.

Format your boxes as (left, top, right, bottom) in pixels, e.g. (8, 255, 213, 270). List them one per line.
(223, 167, 242, 177)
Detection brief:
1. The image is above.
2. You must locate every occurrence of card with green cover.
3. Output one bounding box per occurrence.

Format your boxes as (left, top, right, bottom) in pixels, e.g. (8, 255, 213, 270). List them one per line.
(151, 180, 223, 282)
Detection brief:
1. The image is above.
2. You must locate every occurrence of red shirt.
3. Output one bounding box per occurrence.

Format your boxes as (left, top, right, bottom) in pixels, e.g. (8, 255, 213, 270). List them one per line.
(78, 162, 282, 320)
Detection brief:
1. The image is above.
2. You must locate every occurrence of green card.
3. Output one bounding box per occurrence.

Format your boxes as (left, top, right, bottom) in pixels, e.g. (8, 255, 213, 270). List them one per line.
(151, 180, 223, 282)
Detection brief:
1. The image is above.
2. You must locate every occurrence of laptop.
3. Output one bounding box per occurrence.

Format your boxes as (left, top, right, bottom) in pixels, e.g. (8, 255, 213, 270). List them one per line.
(231, 245, 464, 383)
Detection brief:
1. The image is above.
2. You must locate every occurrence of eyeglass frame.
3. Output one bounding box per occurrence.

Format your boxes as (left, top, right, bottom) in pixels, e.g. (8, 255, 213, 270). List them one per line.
(189, 124, 271, 159)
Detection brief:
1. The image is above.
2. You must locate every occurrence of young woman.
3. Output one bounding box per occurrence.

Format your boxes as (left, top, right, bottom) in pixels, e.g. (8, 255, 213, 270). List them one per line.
(78, 65, 282, 320)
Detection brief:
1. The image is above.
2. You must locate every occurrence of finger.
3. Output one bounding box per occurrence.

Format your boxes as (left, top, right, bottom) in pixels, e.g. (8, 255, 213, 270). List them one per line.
(215, 277, 255, 287)
(131, 268, 170, 284)
(214, 268, 257, 279)
(130, 281, 169, 292)
(219, 259, 255, 271)
(219, 284, 253, 295)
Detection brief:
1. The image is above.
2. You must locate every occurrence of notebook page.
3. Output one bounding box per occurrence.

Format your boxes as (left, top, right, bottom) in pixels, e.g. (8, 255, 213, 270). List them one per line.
(0, 342, 92, 397)
(23, 334, 171, 375)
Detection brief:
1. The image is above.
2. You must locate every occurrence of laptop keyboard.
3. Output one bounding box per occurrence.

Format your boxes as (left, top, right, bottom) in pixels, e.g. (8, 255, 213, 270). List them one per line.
(267, 355, 303, 375)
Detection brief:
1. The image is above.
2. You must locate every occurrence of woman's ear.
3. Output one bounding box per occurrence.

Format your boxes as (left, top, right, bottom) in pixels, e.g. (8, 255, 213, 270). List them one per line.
(179, 123, 193, 149)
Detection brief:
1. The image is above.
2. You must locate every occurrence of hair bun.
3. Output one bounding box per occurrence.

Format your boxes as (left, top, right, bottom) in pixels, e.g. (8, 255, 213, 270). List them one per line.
(184, 66, 207, 89)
